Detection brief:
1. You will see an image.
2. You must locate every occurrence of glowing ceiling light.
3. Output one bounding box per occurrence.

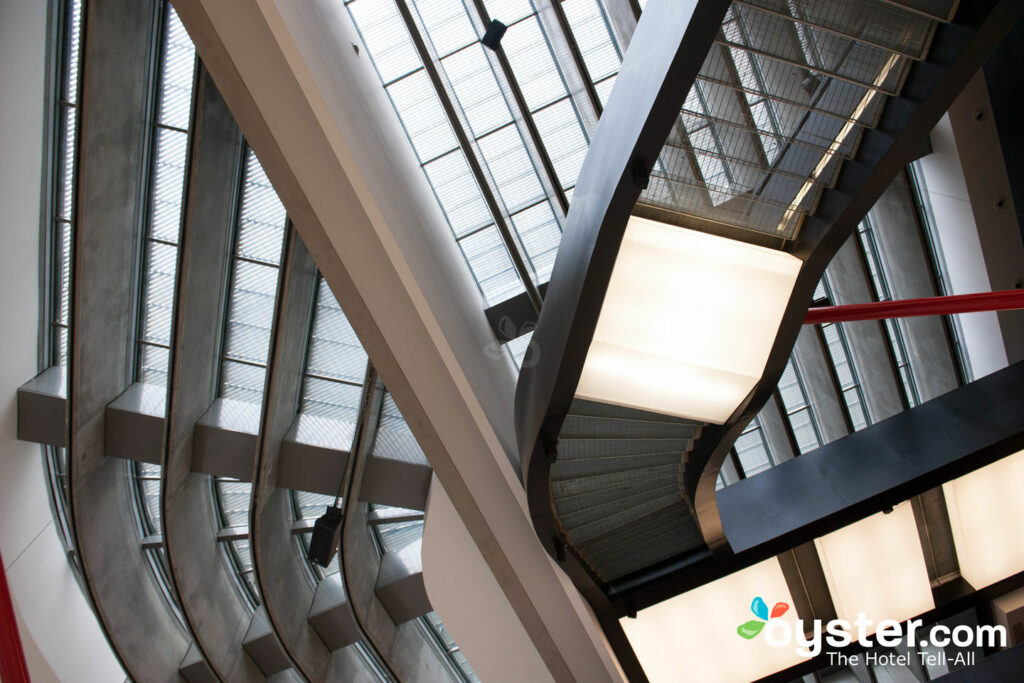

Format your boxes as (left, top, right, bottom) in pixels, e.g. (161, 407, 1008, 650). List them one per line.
(576, 216, 801, 424)
(621, 559, 803, 683)
(815, 504, 934, 631)
(943, 449, 1024, 589)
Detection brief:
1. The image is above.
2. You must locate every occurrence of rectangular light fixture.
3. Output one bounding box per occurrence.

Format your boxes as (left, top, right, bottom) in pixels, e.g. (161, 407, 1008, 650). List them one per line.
(576, 217, 801, 424)
(814, 504, 934, 630)
(620, 558, 803, 682)
(943, 449, 1024, 589)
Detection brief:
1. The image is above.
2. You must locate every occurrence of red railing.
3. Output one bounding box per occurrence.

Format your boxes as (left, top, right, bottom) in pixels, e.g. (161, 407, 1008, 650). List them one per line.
(0, 545, 30, 683)
(805, 289, 1024, 325)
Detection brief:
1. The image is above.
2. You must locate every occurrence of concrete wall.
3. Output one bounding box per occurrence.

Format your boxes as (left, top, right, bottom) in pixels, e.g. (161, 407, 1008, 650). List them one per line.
(0, 1, 122, 680)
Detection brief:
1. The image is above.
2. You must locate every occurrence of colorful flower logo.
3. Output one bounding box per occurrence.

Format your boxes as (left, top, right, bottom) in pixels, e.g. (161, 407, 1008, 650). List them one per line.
(737, 596, 789, 639)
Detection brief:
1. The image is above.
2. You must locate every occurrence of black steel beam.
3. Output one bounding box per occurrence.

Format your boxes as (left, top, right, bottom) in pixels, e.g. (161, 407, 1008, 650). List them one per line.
(721, 360, 1024, 554)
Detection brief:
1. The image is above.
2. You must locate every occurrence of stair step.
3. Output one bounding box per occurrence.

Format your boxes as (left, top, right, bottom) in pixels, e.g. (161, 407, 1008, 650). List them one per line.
(557, 437, 691, 460)
(569, 398, 700, 425)
(555, 480, 679, 520)
(550, 452, 681, 481)
(560, 414, 700, 440)
(552, 463, 679, 499)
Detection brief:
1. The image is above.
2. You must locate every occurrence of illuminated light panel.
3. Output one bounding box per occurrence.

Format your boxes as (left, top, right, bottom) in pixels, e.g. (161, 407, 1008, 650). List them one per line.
(621, 558, 803, 683)
(943, 449, 1024, 589)
(815, 505, 934, 630)
(576, 217, 801, 423)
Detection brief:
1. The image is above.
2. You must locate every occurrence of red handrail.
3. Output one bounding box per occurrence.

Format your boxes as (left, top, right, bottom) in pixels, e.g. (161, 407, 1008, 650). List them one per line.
(804, 289, 1024, 325)
(0, 546, 30, 683)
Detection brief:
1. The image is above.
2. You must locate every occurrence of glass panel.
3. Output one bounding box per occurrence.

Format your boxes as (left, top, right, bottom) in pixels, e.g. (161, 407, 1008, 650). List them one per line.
(532, 98, 589, 190)
(138, 240, 178, 348)
(148, 127, 190, 242)
(134, 6, 196, 384)
(234, 153, 287, 266)
(734, 417, 774, 477)
(222, 259, 279, 366)
(477, 125, 545, 213)
(157, 8, 196, 129)
(423, 151, 493, 238)
(778, 360, 821, 453)
(509, 201, 560, 284)
(441, 45, 514, 137)
(458, 225, 525, 305)
(561, 0, 622, 82)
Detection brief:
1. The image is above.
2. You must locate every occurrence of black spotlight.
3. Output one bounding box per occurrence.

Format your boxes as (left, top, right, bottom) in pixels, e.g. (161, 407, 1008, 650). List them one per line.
(481, 19, 507, 50)
(308, 505, 343, 567)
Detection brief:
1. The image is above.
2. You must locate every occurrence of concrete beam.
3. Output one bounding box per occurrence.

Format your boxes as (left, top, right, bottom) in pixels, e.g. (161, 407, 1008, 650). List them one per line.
(179, 641, 218, 683)
(361, 429, 432, 511)
(374, 539, 431, 625)
(105, 382, 166, 464)
(16, 367, 66, 448)
(66, 0, 192, 676)
(242, 607, 291, 677)
(169, 0, 626, 679)
(276, 413, 352, 494)
(825, 238, 905, 423)
(792, 326, 848, 445)
(869, 171, 960, 401)
(192, 398, 260, 480)
(307, 575, 360, 652)
(341, 382, 456, 682)
(249, 230, 338, 680)
(161, 67, 261, 682)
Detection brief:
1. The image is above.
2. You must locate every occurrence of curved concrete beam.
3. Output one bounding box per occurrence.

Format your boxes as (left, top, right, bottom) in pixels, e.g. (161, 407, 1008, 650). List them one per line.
(248, 230, 335, 679)
(161, 67, 263, 682)
(340, 382, 456, 682)
(67, 0, 193, 676)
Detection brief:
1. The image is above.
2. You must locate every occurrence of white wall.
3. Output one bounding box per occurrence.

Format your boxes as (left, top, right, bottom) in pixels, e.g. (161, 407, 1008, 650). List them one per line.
(0, 1, 123, 680)
(423, 478, 556, 683)
(916, 114, 1008, 378)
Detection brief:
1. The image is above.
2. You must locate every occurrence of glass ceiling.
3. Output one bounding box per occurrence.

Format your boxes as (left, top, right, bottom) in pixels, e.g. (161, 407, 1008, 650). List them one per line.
(348, 0, 948, 327)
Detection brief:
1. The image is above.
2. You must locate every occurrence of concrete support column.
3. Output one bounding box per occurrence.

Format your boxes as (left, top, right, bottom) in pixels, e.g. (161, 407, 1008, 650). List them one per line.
(869, 171, 960, 401)
(826, 238, 905, 423)
(757, 396, 796, 465)
(67, 0, 192, 676)
(791, 327, 848, 446)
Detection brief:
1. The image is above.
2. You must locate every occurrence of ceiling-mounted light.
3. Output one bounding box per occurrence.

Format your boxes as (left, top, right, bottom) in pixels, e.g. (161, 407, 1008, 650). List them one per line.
(575, 216, 801, 424)
(814, 504, 934, 631)
(943, 449, 1024, 589)
(621, 559, 803, 682)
